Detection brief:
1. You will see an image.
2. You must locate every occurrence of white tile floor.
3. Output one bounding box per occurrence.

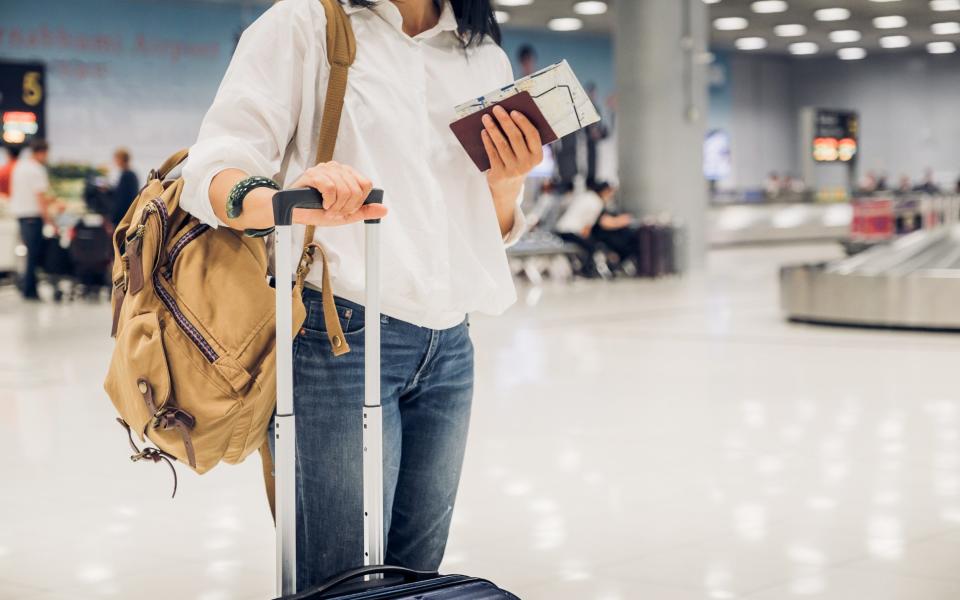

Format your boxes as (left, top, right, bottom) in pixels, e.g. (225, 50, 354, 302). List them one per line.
(3, 242, 960, 600)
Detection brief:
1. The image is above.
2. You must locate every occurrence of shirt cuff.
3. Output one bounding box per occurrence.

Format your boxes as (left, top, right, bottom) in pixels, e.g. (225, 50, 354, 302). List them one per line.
(502, 187, 527, 247)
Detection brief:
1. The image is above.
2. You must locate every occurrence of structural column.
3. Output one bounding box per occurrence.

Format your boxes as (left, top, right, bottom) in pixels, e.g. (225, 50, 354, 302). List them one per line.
(613, 0, 709, 269)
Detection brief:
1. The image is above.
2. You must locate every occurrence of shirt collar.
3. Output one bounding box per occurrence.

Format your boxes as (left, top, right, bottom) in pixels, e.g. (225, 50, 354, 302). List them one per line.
(343, 1, 460, 40)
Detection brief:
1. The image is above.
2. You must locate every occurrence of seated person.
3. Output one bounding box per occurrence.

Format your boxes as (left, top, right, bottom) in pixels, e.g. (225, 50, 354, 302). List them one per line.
(554, 184, 605, 254)
(589, 181, 639, 264)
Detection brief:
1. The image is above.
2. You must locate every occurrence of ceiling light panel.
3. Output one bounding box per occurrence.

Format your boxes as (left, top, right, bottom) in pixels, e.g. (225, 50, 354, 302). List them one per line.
(879, 35, 911, 48)
(775, 24, 808, 37)
(573, 1, 607, 15)
(930, 0, 960, 11)
(829, 30, 862, 43)
(714, 17, 750, 31)
(735, 37, 768, 50)
(548, 17, 583, 31)
(838, 47, 867, 59)
(928, 40, 958, 53)
(789, 42, 819, 55)
(495, 0, 533, 6)
(931, 21, 960, 34)
(751, 1, 788, 13)
(873, 15, 908, 28)
(815, 8, 852, 21)
(494, 10, 510, 23)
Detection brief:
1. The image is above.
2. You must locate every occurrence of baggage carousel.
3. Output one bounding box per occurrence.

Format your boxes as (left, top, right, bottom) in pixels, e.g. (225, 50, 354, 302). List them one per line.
(780, 226, 960, 330)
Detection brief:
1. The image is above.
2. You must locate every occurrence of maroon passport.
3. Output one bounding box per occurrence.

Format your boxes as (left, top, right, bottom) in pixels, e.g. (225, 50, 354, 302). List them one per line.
(449, 91, 558, 172)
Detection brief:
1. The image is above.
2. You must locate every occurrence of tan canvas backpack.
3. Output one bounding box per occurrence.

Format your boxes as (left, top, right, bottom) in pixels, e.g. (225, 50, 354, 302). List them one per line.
(104, 0, 355, 495)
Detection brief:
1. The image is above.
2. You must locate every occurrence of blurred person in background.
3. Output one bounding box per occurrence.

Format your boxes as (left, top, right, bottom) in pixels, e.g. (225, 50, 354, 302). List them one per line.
(583, 82, 608, 188)
(876, 171, 889, 191)
(896, 174, 912, 195)
(588, 181, 639, 266)
(517, 43, 537, 77)
(914, 168, 940, 195)
(764, 171, 781, 200)
(10, 139, 54, 301)
(110, 148, 140, 226)
(554, 180, 605, 274)
(0, 146, 22, 201)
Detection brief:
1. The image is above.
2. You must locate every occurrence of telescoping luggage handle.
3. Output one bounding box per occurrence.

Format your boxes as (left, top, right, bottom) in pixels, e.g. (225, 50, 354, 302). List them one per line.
(272, 188, 385, 598)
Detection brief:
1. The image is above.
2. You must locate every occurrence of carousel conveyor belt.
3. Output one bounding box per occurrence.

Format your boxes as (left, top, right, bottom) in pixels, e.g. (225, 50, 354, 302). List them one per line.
(780, 226, 960, 330)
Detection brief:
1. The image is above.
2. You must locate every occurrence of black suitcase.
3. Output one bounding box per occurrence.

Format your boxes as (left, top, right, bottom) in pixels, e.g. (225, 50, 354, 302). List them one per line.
(271, 190, 520, 600)
(69, 217, 112, 285)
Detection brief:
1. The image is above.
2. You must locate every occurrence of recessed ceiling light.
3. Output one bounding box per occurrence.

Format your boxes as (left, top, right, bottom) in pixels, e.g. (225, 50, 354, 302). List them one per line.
(735, 37, 768, 50)
(815, 8, 851, 21)
(751, 1, 788, 13)
(714, 17, 749, 31)
(838, 47, 867, 60)
(494, 10, 510, 23)
(703, 0, 722, 4)
(548, 17, 583, 31)
(789, 42, 819, 55)
(928, 40, 958, 53)
(573, 1, 607, 15)
(495, 0, 533, 6)
(870, 0, 902, 2)
(931, 0, 960, 11)
(874, 15, 908, 28)
(879, 35, 911, 48)
(931, 21, 960, 34)
(829, 30, 862, 43)
(774, 24, 808, 37)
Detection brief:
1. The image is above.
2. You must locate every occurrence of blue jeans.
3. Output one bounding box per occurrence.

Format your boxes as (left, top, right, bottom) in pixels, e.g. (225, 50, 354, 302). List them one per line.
(279, 289, 474, 590)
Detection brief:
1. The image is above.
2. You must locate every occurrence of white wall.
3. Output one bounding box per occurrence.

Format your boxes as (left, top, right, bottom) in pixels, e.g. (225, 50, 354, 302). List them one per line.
(727, 51, 960, 190)
(728, 54, 798, 190)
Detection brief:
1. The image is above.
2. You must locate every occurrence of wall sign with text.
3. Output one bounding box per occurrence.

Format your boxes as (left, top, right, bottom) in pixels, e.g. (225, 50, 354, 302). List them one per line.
(813, 109, 859, 163)
(0, 60, 46, 147)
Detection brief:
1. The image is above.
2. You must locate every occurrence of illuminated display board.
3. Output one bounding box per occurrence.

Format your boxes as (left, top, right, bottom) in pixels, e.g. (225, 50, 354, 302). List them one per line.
(0, 61, 46, 147)
(813, 109, 858, 163)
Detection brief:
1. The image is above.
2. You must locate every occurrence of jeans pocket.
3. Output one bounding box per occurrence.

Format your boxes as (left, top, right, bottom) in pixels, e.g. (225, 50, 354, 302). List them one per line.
(301, 299, 365, 338)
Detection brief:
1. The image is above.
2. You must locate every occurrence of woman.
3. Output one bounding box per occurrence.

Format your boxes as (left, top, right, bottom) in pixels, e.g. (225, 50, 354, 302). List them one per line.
(181, 0, 542, 588)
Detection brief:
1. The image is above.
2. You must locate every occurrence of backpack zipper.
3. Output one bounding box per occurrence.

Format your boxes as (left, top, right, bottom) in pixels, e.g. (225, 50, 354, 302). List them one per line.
(164, 223, 211, 279)
(134, 199, 220, 363)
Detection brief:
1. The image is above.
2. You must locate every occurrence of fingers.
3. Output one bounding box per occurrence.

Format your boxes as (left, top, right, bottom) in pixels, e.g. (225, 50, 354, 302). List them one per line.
(482, 112, 516, 167)
(296, 161, 371, 216)
(296, 202, 388, 227)
(509, 110, 544, 160)
(481, 130, 505, 172)
(491, 105, 526, 161)
(484, 105, 545, 177)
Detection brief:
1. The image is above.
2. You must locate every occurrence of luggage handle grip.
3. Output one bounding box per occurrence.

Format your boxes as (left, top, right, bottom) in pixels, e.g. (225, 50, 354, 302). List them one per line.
(272, 188, 384, 227)
(278, 565, 437, 599)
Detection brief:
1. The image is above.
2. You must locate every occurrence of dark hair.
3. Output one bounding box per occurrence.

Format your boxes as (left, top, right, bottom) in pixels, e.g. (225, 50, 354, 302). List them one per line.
(517, 44, 537, 63)
(346, 0, 500, 47)
(29, 138, 49, 154)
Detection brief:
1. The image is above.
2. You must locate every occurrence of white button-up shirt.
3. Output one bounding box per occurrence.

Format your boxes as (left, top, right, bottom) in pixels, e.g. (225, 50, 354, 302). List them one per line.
(181, 0, 524, 330)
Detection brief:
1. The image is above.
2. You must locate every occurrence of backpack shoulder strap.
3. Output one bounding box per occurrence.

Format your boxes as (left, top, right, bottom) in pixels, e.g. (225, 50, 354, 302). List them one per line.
(292, 0, 356, 354)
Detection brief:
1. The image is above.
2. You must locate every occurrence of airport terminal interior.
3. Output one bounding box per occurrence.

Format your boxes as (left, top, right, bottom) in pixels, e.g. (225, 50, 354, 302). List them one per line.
(3, 0, 960, 599)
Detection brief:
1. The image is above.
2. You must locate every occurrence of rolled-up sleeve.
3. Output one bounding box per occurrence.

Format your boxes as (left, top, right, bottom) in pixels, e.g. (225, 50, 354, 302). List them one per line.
(181, 0, 318, 227)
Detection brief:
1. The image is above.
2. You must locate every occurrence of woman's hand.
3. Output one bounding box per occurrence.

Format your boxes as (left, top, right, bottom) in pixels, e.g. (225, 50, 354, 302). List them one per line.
(481, 105, 543, 235)
(290, 161, 387, 227)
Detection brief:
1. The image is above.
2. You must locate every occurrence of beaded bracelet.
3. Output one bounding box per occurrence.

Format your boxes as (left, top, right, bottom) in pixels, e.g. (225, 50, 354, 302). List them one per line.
(244, 227, 275, 238)
(226, 176, 279, 220)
